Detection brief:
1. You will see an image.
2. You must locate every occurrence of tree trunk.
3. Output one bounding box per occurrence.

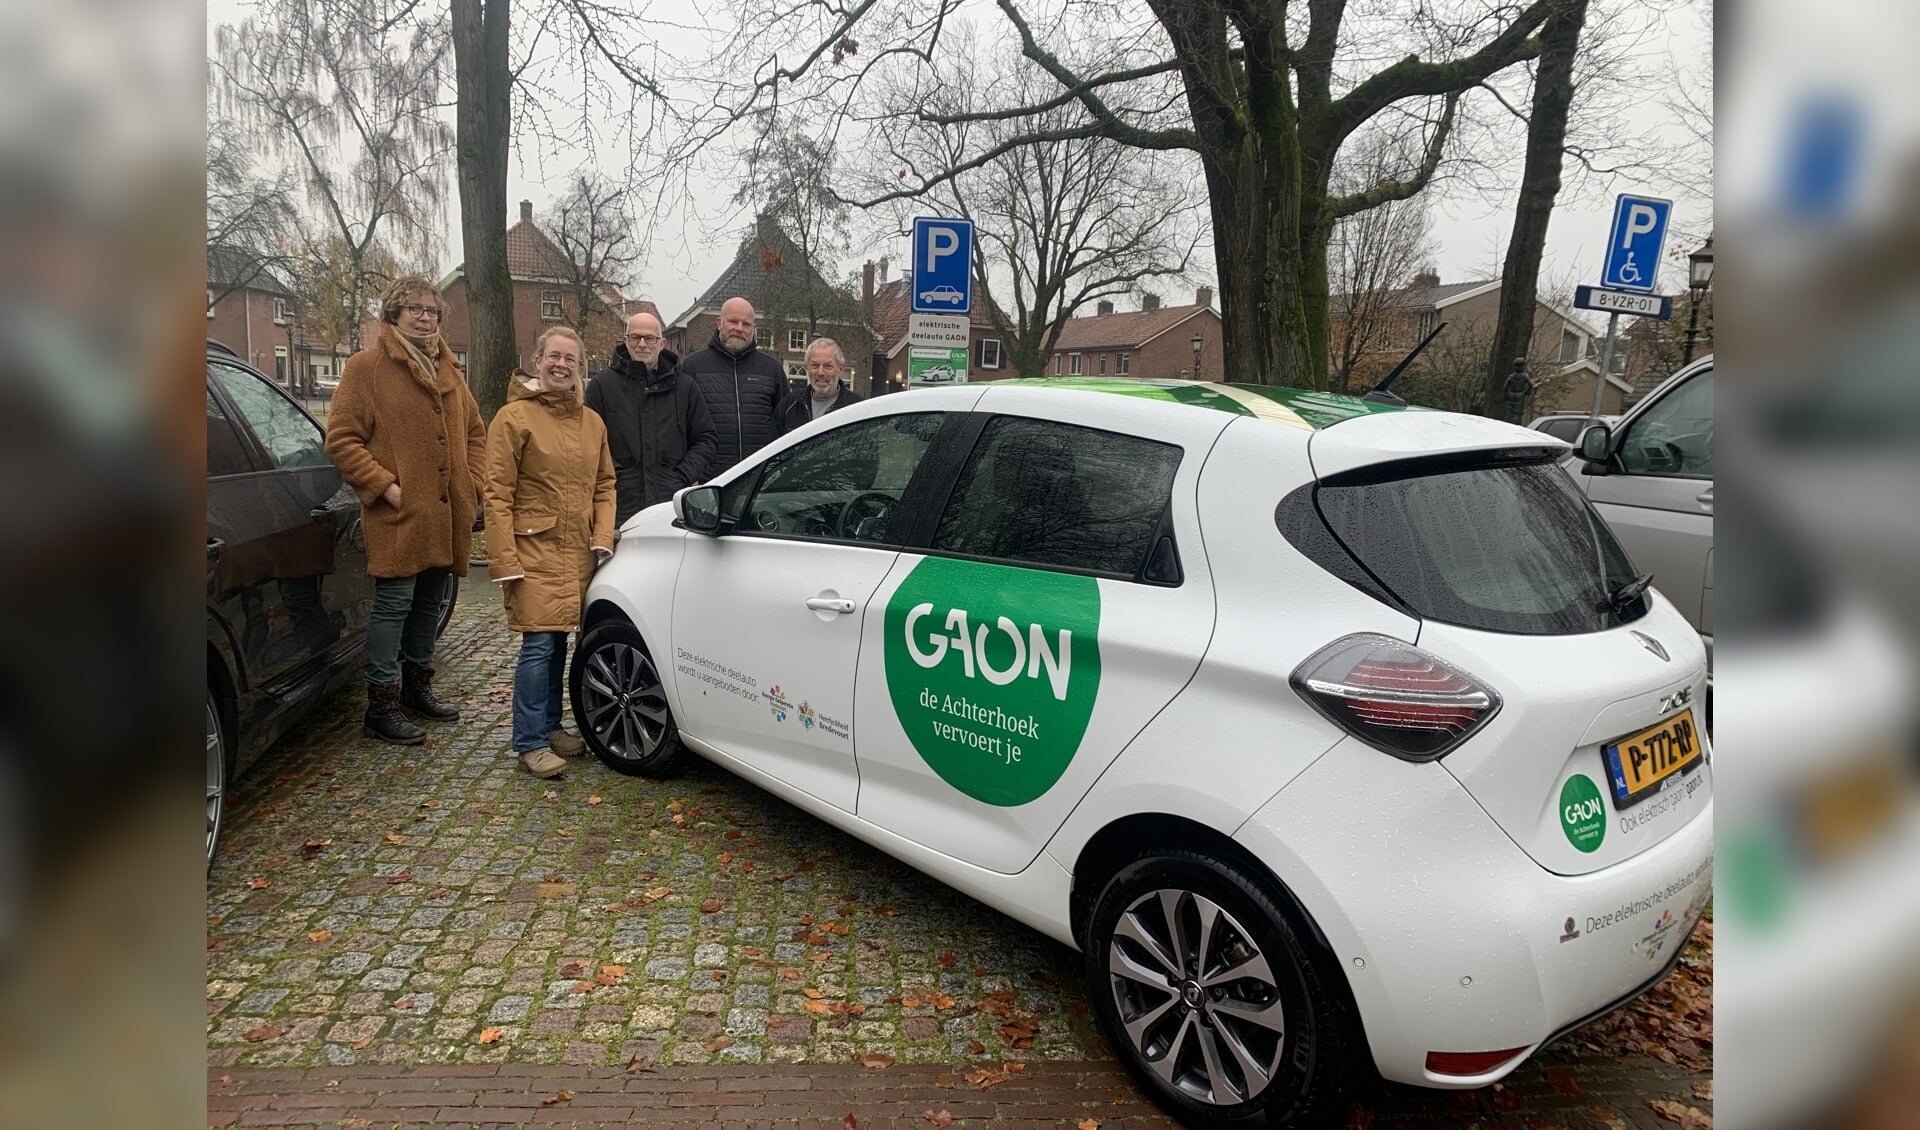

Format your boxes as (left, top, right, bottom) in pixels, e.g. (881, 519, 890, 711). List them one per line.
(1485, 0, 1587, 417)
(453, 0, 515, 423)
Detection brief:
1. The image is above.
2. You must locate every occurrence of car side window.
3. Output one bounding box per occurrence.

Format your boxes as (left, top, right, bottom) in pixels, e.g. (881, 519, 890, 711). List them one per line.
(737, 412, 944, 545)
(207, 387, 257, 477)
(1619, 368, 1712, 479)
(209, 362, 329, 470)
(931, 416, 1182, 577)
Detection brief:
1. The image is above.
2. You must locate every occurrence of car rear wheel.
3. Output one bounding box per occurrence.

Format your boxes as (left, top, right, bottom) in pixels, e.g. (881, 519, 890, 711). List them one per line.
(206, 692, 227, 869)
(570, 619, 686, 777)
(1084, 850, 1352, 1127)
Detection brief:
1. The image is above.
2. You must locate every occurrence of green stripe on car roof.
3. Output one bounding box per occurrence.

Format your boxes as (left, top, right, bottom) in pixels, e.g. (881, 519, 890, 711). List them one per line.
(991, 378, 1412, 429)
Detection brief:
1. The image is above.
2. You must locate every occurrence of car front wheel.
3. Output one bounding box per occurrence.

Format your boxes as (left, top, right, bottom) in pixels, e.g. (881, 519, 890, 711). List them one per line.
(206, 692, 227, 869)
(1083, 849, 1352, 1127)
(570, 619, 686, 777)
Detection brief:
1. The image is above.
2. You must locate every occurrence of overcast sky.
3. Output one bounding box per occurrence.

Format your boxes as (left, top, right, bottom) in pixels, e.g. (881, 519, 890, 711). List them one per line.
(209, 0, 1712, 337)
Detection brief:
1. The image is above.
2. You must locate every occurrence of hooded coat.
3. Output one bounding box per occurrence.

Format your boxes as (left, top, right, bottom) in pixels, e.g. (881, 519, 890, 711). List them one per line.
(324, 325, 487, 579)
(678, 332, 789, 476)
(482, 373, 616, 633)
(584, 344, 717, 523)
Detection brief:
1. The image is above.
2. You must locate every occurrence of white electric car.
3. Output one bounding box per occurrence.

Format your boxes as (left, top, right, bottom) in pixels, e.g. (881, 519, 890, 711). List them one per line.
(570, 378, 1713, 1127)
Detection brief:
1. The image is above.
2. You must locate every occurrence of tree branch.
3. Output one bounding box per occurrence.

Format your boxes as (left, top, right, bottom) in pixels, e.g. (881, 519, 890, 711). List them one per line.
(1327, 91, 1459, 220)
(1324, 0, 1552, 145)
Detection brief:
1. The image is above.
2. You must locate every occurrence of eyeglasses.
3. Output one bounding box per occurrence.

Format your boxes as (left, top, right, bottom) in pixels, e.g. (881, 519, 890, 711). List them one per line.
(624, 333, 662, 344)
(542, 350, 580, 365)
(402, 304, 443, 319)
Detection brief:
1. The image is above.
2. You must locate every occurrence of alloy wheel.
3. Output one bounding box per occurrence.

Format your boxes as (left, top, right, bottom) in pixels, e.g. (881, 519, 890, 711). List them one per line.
(577, 641, 671, 761)
(1107, 887, 1288, 1106)
(206, 696, 225, 868)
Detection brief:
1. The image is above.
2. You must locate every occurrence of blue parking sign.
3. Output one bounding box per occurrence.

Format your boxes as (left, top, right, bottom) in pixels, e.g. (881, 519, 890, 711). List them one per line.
(1601, 194, 1672, 293)
(911, 216, 974, 315)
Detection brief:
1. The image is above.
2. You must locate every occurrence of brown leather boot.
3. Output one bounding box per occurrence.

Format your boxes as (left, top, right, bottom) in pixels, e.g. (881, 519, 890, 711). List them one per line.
(364, 682, 426, 745)
(401, 662, 461, 722)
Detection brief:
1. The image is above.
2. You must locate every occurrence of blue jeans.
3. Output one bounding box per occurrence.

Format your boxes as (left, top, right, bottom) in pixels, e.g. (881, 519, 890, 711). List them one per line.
(366, 568, 451, 686)
(513, 631, 568, 753)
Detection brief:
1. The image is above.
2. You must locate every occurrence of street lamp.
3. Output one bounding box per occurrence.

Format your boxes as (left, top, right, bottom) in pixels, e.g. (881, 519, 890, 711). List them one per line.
(1190, 333, 1204, 381)
(1681, 236, 1713, 365)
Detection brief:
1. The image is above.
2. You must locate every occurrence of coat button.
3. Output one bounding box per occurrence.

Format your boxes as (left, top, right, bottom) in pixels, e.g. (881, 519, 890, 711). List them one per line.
(434, 406, 442, 415)
(438, 467, 447, 475)
(438, 436, 446, 445)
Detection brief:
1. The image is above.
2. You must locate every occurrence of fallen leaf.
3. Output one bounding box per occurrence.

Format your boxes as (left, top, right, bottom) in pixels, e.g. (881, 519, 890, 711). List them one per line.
(542, 790, 558, 802)
(478, 1028, 503, 1044)
(710, 970, 726, 982)
(874, 905, 901, 917)
(553, 828, 573, 837)
(843, 1116, 858, 1130)
(1692, 1081, 1713, 1102)
(923, 1112, 955, 1128)
(779, 967, 801, 980)
(644, 885, 672, 901)
(931, 993, 956, 1009)
(625, 1053, 655, 1073)
(803, 999, 832, 1015)
(966, 1039, 986, 1055)
(207, 915, 222, 926)
(740, 946, 763, 957)
(247, 878, 271, 890)
(937, 951, 958, 969)
(960, 1064, 1014, 1090)
(307, 930, 333, 943)
(543, 872, 565, 883)
(1649, 1100, 1712, 1129)
(826, 922, 850, 936)
(558, 961, 587, 979)
(303, 838, 332, 852)
(718, 852, 734, 864)
(387, 870, 413, 884)
(700, 899, 722, 914)
(1077, 1120, 1102, 1130)
(740, 860, 756, 872)
(596, 964, 627, 985)
(860, 1053, 896, 1070)
(242, 1026, 282, 1042)
(542, 1090, 572, 1105)
(934, 1076, 956, 1090)
(425, 889, 448, 899)
(395, 997, 414, 1010)
(804, 988, 827, 1000)
(807, 952, 831, 962)
(724, 829, 741, 840)
(998, 1020, 1038, 1049)
(588, 796, 603, 806)
(1547, 1068, 1582, 1098)
(704, 1035, 733, 1053)
(350, 1035, 372, 1050)
(774, 871, 795, 881)
(421, 799, 440, 808)
(806, 932, 831, 946)
(382, 834, 405, 845)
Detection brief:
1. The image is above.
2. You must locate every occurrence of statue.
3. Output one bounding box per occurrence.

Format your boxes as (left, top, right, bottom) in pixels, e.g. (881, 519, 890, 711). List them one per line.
(1503, 357, 1534, 423)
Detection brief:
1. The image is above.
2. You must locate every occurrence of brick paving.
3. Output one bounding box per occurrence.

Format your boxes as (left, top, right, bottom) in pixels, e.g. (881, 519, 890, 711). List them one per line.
(209, 582, 1711, 1127)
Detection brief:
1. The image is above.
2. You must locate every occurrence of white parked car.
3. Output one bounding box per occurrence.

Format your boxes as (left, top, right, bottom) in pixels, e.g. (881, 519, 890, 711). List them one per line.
(570, 378, 1713, 1126)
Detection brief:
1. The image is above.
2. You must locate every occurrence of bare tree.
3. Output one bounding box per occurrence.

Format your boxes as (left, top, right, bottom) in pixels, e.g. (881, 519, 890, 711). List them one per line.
(1397, 316, 1569, 417)
(206, 120, 300, 308)
(1327, 136, 1436, 394)
(605, 0, 1564, 389)
(547, 172, 642, 367)
(454, 0, 516, 420)
(869, 43, 1205, 378)
(732, 115, 853, 338)
(213, 0, 453, 351)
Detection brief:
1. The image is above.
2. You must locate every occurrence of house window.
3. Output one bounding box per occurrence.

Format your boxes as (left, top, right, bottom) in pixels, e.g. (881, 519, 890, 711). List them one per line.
(541, 291, 563, 319)
(1560, 328, 1581, 364)
(1098, 354, 1108, 375)
(274, 346, 288, 384)
(976, 338, 1002, 369)
(1053, 354, 1063, 376)
(206, 290, 215, 318)
(1115, 352, 1130, 376)
(789, 329, 808, 351)
(454, 351, 468, 370)
(1416, 311, 1437, 339)
(1068, 353, 1082, 375)
(756, 327, 775, 349)
(273, 297, 291, 325)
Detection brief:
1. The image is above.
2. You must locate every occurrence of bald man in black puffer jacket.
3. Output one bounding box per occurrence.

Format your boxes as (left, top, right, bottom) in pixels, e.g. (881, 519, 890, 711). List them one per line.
(679, 296, 789, 476)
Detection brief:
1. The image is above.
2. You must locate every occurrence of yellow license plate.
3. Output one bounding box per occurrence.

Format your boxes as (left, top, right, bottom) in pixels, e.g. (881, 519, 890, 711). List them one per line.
(1603, 708, 1703, 807)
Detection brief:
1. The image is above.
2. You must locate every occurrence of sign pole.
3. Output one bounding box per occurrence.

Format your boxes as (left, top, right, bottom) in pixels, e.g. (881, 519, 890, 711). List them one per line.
(1590, 311, 1620, 423)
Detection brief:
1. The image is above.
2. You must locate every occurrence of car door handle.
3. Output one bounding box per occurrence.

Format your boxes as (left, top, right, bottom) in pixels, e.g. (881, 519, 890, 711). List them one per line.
(805, 597, 856, 614)
(1695, 487, 1714, 511)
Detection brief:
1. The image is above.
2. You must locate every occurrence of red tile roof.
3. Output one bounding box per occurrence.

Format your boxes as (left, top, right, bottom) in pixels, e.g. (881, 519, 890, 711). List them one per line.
(505, 218, 581, 282)
(1049, 303, 1213, 351)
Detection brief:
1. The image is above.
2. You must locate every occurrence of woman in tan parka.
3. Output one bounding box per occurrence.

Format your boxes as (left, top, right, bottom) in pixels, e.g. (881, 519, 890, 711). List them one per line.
(325, 276, 488, 745)
(483, 326, 616, 778)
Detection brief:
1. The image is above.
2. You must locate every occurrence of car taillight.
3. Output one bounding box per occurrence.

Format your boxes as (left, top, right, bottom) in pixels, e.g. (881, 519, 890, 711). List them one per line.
(1291, 634, 1500, 761)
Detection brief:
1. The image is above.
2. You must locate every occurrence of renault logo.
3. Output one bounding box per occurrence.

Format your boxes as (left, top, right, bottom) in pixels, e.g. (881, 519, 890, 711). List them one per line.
(1631, 631, 1669, 662)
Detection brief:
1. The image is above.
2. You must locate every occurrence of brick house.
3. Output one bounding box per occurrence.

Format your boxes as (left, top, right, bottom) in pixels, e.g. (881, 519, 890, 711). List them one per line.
(861, 260, 1008, 391)
(1043, 289, 1225, 381)
(207, 249, 354, 393)
(1335, 272, 1632, 415)
(665, 218, 878, 393)
(437, 201, 654, 377)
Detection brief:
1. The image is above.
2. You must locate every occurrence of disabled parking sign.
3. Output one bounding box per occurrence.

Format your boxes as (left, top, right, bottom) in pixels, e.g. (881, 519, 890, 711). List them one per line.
(1601, 194, 1672, 293)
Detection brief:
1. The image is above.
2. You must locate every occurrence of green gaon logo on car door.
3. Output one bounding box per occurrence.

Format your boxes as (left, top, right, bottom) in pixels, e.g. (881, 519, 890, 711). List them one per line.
(884, 556, 1102, 806)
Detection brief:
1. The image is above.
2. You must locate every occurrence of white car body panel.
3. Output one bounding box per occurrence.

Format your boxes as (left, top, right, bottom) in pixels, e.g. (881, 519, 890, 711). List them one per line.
(1307, 408, 1558, 479)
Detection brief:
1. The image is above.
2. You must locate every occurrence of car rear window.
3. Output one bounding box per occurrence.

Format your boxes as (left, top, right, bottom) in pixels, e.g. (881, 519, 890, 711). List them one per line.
(1304, 456, 1645, 635)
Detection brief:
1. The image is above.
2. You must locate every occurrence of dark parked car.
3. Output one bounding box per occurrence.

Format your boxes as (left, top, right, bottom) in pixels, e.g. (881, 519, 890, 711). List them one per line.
(205, 342, 454, 865)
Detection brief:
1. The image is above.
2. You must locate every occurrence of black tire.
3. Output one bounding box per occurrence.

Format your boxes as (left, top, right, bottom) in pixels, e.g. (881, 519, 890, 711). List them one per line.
(569, 618, 686, 777)
(206, 691, 227, 870)
(1083, 850, 1353, 1128)
(436, 576, 459, 639)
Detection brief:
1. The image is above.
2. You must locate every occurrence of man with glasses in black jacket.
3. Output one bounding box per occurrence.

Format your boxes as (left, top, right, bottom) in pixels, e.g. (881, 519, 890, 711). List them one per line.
(585, 311, 716, 524)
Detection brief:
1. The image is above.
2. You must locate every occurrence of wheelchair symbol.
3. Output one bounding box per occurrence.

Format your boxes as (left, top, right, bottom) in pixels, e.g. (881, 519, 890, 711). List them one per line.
(1616, 253, 1643, 285)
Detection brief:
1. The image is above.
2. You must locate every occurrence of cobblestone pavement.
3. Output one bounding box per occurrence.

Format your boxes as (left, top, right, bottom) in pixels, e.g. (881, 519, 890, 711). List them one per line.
(209, 582, 1711, 1126)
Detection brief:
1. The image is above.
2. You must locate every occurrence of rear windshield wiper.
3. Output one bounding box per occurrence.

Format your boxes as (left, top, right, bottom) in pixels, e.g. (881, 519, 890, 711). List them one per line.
(1599, 573, 1654, 619)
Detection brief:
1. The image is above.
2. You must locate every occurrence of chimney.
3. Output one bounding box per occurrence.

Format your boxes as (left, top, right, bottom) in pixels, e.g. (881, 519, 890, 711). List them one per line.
(877, 257, 889, 283)
(1141, 293, 1161, 311)
(1412, 268, 1440, 289)
(863, 261, 875, 316)
(519, 200, 533, 223)
(1096, 300, 1115, 317)
(1196, 286, 1213, 309)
